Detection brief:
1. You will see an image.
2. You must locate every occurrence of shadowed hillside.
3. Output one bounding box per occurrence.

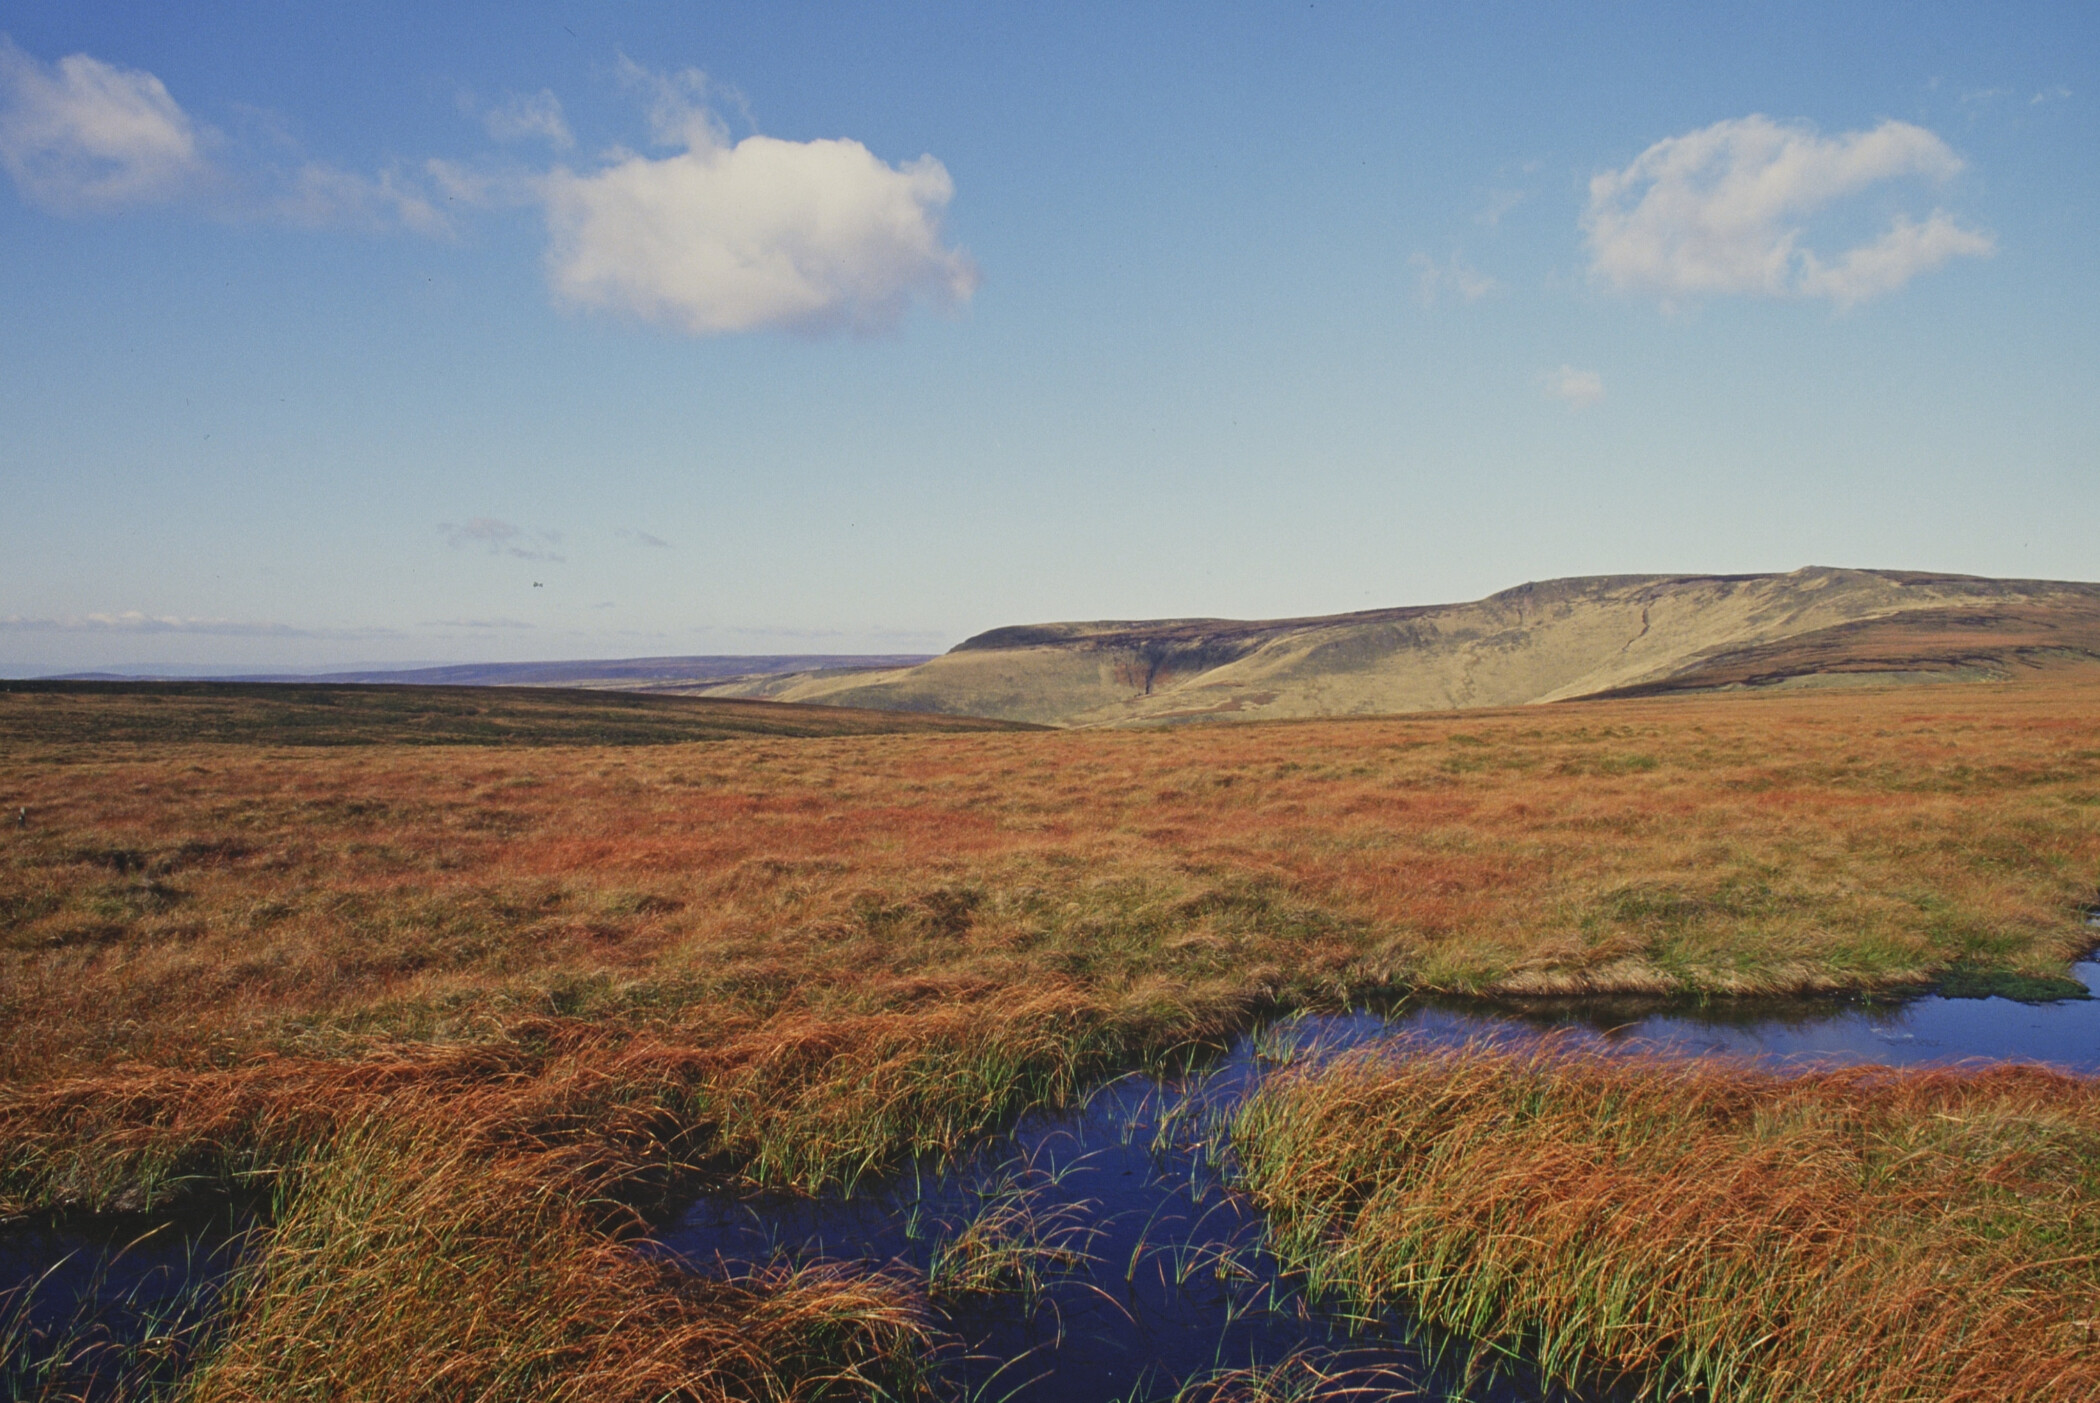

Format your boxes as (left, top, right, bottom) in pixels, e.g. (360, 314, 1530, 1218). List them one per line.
(702, 568, 2100, 726)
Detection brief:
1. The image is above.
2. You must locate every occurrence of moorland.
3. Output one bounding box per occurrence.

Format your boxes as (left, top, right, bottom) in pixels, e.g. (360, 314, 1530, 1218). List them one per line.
(708, 567, 2100, 726)
(2, 672, 2098, 1400)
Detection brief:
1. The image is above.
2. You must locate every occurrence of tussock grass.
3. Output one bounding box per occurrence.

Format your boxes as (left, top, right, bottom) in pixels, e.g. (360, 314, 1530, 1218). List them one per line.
(185, 1105, 932, 1403)
(1233, 1041, 2100, 1401)
(2, 678, 2098, 1397)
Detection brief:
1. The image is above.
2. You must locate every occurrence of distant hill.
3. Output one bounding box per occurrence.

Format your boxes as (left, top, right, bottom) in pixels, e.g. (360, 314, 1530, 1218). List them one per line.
(45, 655, 935, 689)
(709, 568, 2100, 727)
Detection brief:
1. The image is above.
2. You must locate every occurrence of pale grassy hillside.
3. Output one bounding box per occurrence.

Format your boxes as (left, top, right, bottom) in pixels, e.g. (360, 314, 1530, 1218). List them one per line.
(720, 568, 2100, 726)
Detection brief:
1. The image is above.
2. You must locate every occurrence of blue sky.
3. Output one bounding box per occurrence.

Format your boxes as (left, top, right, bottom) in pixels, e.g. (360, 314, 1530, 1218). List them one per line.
(1, 2, 2092, 673)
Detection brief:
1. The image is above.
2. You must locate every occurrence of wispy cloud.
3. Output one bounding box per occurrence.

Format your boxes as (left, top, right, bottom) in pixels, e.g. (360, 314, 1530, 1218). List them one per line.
(1409, 250, 1498, 306)
(274, 161, 448, 235)
(415, 617, 537, 631)
(0, 36, 448, 233)
(438, 517, 565, 562)
(1541, 365, 1604, 409)
(1475, 187, 1525, 227)
(538, 60, 977, 336)
(615, 527, 672, 549)
(473, 88, 573, 148)
(1958, 86, 2015, 114)
(0, 611, 393, 638)
(0, 37, 211, 212)
(1583, 115, 1993, 309)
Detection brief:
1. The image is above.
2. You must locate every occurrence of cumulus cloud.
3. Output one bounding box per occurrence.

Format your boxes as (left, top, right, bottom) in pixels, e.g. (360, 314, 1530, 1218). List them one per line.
(1583, 115, 1993, 308)
(1542, 365, 1604, 409)
(1409, 250, 1498, 306)
(439, 518, 565, 562)
(540, 64, 977, 335)
(477, 89, 573, 148)
(0, 37, 211, 212)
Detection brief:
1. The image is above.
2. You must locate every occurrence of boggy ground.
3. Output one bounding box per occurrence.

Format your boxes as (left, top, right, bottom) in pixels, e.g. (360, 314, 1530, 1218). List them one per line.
(2, 676, 2098, 1400)
(1237, 1041, 2100, 1402)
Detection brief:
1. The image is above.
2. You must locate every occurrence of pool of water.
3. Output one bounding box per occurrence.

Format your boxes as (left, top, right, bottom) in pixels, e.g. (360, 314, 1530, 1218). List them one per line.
(0, 1204, 255, 1399)
(1414, 958, 2100, 1074)
(7, 963, 2094, 1400)
(655, 1023, 1590, 1403)
(654, 962, 2100, 1402)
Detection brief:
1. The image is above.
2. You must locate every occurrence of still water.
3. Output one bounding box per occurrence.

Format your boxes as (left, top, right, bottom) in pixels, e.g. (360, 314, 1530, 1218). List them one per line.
(7, 965, 2096, 1399)
(1406, 958, 2100, 1075)
(653, 961, 2100, 1401)
(0, 1204, 253, 1397)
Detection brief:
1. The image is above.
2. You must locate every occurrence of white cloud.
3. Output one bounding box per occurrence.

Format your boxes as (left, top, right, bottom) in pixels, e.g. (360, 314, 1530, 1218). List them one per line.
(1542, 365, 1604, 409)
(540, 66, 977, 335)
(0, 38, 211, 212)
(1583, 114, 1993, 307)
(1409, 250, 1498, 306)
(0, 44, 974, 336)
(479, 89, 573, 149)
(1795, 211, 1994, 307)
(616, 527, 673, 549)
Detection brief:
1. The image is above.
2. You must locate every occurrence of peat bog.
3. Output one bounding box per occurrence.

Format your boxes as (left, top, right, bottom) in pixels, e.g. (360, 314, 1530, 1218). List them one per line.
(3, 676, 2098, 1400)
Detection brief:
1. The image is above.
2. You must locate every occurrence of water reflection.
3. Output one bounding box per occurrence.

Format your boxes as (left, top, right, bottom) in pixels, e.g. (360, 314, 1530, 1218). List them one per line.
(656, 1025, 1594, 1403)
(0, 1205, 254, 1399)
(657, 965, 2099, 1401)
(6, 965, 2093, 1400)
(1414, 960, 2100, 1074)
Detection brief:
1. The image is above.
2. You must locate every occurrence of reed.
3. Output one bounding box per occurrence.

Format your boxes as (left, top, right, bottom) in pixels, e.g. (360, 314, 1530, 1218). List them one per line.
(1232, 1040, 2100, 1401)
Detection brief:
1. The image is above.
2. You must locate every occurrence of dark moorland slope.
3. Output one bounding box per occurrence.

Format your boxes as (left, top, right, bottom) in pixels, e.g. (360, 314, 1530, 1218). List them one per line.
(0, 681, 1040, 748)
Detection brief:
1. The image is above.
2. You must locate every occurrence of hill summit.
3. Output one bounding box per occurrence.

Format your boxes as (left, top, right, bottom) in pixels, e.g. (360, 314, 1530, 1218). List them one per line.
(697, 568, 2100, 726)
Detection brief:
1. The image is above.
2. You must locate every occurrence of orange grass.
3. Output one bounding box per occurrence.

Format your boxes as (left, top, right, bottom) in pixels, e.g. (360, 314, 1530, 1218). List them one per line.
(1234, 1043, 2100, 1401)
(3, 676, 2097, 1084)
(1, 676, 2097, 1397)
(182, 1092, 933, 1403)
